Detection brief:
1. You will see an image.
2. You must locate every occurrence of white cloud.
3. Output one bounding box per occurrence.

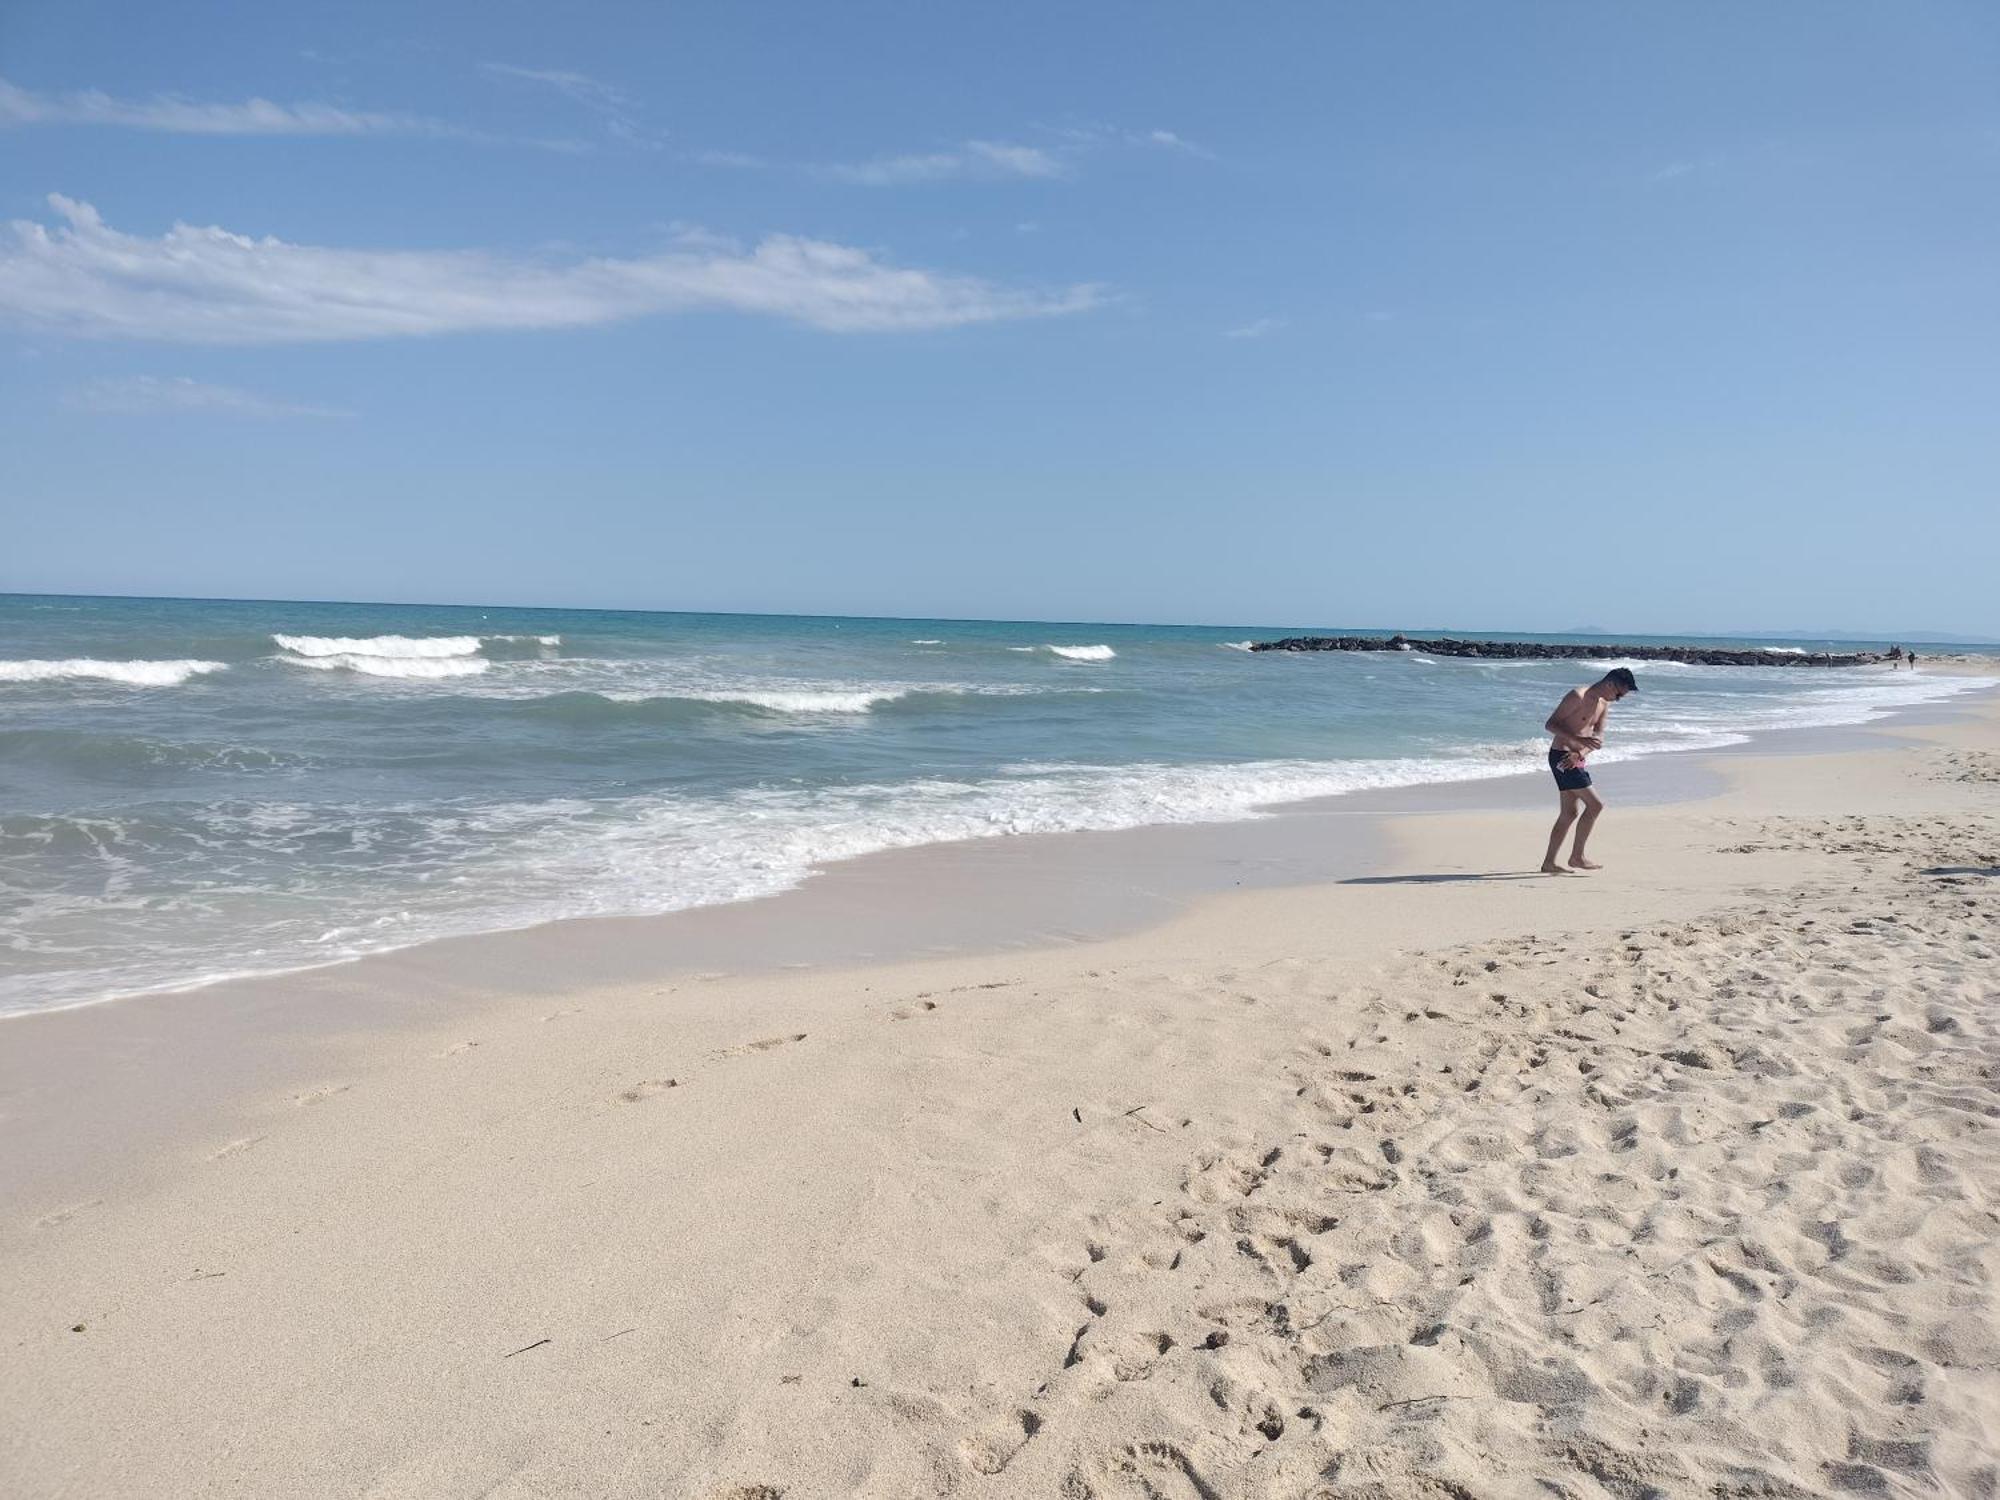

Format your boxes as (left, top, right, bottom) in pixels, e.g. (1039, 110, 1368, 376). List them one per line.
(69, 375, 350, 417)
(1224, 317, 1286, 339)
(0, 76, 463, 138)
(826, 140, 1066, 186)
(829, 151, 960, 186)
(1140, 128, 1215, 160)
(0, 195, 1100, 343)
(962, 141, 1064, 177)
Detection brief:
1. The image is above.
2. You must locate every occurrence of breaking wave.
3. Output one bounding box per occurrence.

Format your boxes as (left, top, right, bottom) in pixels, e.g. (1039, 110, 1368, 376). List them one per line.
(285, 653, 491, 680)
(0, 658, 227, 687)
(637, 687, 911, 714)
(271, 633, 558, 659)
(274, 634, 483, 658)
(1047, 644, 1116, 662)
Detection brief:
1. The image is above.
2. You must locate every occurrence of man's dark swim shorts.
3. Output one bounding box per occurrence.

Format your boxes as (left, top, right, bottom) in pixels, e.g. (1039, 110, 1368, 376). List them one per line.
(1549, 746, 1592, 791)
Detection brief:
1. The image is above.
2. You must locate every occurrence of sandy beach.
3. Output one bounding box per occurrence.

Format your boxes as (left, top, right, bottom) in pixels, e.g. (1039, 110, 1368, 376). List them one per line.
(3, 684, 1996, 1498)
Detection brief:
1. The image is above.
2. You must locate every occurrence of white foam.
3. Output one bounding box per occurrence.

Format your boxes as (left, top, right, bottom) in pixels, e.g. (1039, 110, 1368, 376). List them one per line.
(1220, 641, 1255, 651)
(273, 634, 485, 659)
(0, 658, 227, 687)
(487, 751, 1571, 937)
(674, 688, 911, 714)
(287, 653, 491, 680)
(1048, 644, 1116, 662)
(911, 639, 944, 645)
(591, 683, 1049, 713)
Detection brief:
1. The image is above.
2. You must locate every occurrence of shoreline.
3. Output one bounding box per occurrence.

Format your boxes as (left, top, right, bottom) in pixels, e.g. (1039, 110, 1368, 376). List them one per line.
(1, 679, 1993, 1227)
(2, 679, 1996, 1494)
(7, 660, 1992, 1026)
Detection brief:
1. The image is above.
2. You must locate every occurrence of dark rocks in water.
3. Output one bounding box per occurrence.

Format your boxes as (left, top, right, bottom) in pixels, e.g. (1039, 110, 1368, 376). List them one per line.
(1247, 636, 1886, 668)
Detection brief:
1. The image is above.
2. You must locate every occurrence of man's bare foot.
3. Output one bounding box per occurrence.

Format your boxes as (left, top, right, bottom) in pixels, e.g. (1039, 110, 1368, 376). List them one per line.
(1567, 857, 1603, 870)
(1540, 861, 1571, 874)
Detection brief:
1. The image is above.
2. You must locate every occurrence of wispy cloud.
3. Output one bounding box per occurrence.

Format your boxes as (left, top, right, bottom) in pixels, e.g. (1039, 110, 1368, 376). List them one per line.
(0, 195, 1101, 343)
(69, 375, 350, 418)
(479, 63, 632, 115)
(1651, 160, 1698, 182)
(1224, 317, 1286, 339)
(479, 62, 657, 147)
(825, 140, 1067, 186)
(0, 76, 463, 139)
(1045, 121, 1217, 162)
(685, 147, 769, 170)
(1137, 128, 1215, 160)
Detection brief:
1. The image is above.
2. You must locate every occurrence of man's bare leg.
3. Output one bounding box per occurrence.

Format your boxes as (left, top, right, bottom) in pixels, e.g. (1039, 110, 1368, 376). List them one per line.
(1567, 787, 1604, 869)
(1542, 792, 1581, 873)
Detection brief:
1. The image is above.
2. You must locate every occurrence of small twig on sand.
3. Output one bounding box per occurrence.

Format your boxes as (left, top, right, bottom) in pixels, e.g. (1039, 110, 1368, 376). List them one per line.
(503, 1338, 551, 1358)
(1122, 1105, 1169, 1134)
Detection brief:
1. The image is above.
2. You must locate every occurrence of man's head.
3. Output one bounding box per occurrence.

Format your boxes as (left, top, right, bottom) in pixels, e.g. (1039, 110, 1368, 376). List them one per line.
(1598, 667, 1638, 700)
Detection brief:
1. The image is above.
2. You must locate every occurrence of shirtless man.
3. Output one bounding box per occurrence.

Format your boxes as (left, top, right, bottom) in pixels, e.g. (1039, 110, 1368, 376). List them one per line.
(1541, 667, 1637, 873)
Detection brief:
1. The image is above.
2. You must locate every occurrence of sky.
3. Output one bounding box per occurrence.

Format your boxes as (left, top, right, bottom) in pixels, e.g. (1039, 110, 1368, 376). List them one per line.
(2, 1, 1997, 637)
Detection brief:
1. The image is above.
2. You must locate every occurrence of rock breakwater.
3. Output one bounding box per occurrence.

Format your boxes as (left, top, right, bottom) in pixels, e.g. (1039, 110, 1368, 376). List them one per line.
(1249, 635, 1889, 667)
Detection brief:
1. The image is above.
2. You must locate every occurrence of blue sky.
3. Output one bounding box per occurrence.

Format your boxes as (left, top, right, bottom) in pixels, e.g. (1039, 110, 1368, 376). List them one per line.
(3, 2, 1996, 636)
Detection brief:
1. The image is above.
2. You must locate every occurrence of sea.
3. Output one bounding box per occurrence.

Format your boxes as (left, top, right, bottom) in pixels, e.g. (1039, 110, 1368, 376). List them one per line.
(3, 593, 1993, 1016)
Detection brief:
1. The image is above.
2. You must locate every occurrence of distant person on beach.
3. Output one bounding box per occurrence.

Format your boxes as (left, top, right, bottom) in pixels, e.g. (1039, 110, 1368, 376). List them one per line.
(1541, 667, 1638, 874)
(1908, 650, 1920, 670)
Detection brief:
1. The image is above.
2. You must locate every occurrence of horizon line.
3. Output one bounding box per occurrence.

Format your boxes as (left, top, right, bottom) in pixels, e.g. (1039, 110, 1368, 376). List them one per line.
(3, 590, 1995, 646)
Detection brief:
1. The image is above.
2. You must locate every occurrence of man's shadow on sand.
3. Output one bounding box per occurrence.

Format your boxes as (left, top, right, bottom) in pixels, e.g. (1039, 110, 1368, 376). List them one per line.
(1339, 871, 1551, 885)
(1348, 867, 2000, 886)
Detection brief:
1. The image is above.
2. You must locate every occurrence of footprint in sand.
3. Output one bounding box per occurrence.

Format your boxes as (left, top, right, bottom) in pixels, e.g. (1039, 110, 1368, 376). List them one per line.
(619, 1078, 679, 1102)
(205, 1135, 266, 1161)
(1092, 1331, 1177, 1383)
(293, 1083, 351, 1107)
(35, 1199, 101, 1229)
(439, 1039, 481, 1057)
(960, 1409, 1041, 1475)
(1097, 1440, 1221, 1500)
(717, 1033, 807, 1060)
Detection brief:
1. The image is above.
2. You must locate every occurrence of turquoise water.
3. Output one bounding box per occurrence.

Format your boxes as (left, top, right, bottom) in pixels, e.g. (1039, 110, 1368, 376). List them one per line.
(3, 593, 1992, 1014)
